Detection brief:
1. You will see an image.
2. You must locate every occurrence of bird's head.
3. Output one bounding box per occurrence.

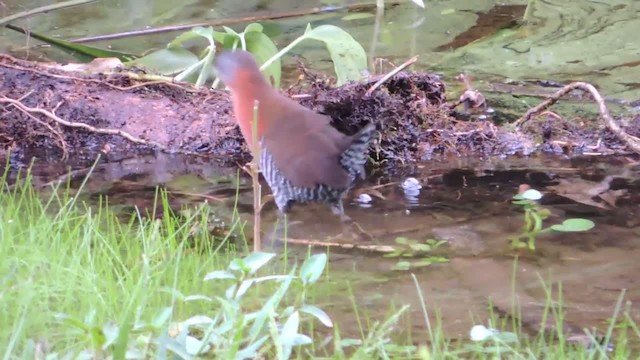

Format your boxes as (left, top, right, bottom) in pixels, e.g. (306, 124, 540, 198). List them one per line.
(214, 50, 266, 89)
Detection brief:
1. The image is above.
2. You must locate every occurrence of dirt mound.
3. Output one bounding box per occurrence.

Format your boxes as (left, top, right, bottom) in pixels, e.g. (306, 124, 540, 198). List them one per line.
(1, 54, 638, 172)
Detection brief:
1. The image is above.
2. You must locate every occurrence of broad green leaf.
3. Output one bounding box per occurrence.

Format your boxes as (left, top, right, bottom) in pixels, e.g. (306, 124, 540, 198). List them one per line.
(550, 218, 595, 232)
(183, 294, 213, 302)
(290, 334, 313, 346)
(127, 47, 199, 75)
(243, 23, 264, 34)
(168, 28, 210, 48)
(242, 252, 276, 274)
(5, 24, 137, 62)
(246, 31, 281, 88)
(299, 253, 327, 285)
(391, 261, 412, 271)
(280, 311, 301, 345)
(302, 24, 368, 86)
(203, 270, 236, 281)
(300, 305, 333, 327)
(228, 258, 248, 272)
(408, 243, 431, 252)
(185, 335, 210, 355)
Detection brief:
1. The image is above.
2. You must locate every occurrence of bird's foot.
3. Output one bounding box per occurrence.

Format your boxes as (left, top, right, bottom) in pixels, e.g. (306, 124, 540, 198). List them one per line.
(342, 220, 373, 242)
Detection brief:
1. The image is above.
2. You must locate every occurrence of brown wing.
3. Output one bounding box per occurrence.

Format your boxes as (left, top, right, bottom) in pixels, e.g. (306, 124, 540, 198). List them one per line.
(261, 95, 352, 189)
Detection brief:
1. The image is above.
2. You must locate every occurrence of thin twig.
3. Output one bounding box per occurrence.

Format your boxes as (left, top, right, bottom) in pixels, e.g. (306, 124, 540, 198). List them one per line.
(365, 55, 419, 96)
(286, 237, 395, 253)
(514, 81, 640, 153)
(70, 1, 403, 44)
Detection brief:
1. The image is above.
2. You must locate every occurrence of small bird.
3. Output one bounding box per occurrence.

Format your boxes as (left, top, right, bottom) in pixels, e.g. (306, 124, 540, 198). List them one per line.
(213, 50, 375, 223)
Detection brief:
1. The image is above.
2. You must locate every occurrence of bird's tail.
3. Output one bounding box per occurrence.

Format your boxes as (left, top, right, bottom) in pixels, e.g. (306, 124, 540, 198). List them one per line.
(340, 122, 377, 181)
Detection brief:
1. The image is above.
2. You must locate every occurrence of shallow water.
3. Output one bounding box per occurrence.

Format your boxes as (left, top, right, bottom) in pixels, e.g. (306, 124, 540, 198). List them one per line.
(9, 152, 640, 341)
(2, 0, 640, 345)
(3, 0, 640, 103)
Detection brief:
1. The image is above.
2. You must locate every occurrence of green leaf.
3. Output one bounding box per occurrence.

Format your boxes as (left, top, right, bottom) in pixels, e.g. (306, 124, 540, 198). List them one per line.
(299, 253, 327, 285)
(342, 13, 375, 21)
(236, 335, 269, 359)
(302, 24, 368, 86)
(394, 237, 410, 245)
(127, 47, 199, 75)
(246, 31, 281, 88)
(408, 243, 431, 252)
(300, 305, 333, 327)
(203, 270, 236, 281)
(185, 335, 210, 355)
(391, 261, 412, 271)
(152, 307, 173, 328)
(5, 24, 136, 62)
(280, 311, 301, 345)
(550, 218, 595, 232)
(243, 252, 276, 274)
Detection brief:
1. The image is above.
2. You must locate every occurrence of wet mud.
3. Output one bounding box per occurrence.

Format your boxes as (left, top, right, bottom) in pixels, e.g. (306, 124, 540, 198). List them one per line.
(2, 54, 639, 174)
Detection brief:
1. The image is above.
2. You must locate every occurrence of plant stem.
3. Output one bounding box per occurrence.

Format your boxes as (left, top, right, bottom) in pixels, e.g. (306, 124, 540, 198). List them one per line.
(251, 100, 262, 252)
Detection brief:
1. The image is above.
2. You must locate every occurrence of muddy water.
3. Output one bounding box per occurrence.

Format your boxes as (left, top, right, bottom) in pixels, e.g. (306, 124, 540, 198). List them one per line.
(12, 153, 640, 342)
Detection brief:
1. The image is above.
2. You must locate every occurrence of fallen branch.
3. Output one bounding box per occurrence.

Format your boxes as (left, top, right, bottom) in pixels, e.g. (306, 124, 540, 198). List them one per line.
(286, 237, 395, 253)
(0, 96, 205, 157)
(514, 81, 640, 153)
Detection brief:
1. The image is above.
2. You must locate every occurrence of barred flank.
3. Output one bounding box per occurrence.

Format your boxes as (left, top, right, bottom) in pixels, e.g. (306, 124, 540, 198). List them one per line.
(260, 122, 376, 214)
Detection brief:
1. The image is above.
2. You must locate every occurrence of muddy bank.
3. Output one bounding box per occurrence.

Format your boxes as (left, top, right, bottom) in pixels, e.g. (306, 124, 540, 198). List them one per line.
(1, 54, 639, 172)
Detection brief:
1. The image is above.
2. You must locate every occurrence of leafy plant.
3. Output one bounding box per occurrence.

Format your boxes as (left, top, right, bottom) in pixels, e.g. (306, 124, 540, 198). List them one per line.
(131, 22, 367, 88)
(510, 189, 595, 250)
(385, 237, 448, 271)
(50, 252, 332, 359)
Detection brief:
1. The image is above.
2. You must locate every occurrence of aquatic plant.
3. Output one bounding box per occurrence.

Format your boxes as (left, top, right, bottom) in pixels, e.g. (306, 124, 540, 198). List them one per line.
(510, 189, 595, 250)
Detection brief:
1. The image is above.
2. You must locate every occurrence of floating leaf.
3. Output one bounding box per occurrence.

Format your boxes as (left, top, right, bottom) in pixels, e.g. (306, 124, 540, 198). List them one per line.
(550, 218, 595, 232)
(391, 261, 412, 271)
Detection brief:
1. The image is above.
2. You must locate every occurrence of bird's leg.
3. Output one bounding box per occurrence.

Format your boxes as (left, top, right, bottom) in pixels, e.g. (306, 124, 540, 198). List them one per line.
(330, 201, 352, 223)
(330, 200, 372, 241)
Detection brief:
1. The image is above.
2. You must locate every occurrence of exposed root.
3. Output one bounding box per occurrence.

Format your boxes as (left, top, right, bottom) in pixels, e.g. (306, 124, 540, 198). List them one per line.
(514, 81, 640, 154)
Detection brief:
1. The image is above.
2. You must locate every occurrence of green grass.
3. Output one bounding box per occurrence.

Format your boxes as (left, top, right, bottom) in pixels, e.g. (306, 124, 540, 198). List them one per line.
(1, 164, 638, 359)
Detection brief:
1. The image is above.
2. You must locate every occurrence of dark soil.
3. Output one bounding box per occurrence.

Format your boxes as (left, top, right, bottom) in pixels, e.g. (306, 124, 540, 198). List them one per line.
(1, 54, 638, 173)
